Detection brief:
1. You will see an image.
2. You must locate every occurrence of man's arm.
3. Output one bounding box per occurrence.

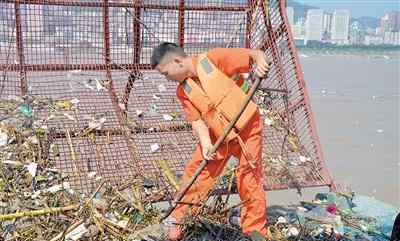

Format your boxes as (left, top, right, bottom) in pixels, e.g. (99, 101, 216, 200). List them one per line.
(207, 48, 270, 78)
(176, 86, 215, 160)
(192, 119, 216, 160)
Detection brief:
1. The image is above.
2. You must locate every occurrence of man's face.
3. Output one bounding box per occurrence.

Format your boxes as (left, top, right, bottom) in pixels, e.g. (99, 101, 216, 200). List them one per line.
(156, 55, 187, 83)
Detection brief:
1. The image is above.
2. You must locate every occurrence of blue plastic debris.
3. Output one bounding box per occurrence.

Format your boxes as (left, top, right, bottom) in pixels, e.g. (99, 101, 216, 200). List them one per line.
(301, 192, 399, 241)
(352, 195, 399, 239)
(18, 104, 33, 118)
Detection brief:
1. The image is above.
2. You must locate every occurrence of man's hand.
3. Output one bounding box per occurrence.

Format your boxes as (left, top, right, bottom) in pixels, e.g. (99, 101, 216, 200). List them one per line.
(201, 140, 217, 161)
(250, 49, 270, 78)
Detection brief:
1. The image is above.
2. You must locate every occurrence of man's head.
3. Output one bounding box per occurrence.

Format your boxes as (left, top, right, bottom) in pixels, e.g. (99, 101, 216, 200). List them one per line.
(151, 42, 189, 83)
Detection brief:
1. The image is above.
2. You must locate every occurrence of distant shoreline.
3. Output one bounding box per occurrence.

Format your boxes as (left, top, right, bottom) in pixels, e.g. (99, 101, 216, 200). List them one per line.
(296, 48, 400, 59)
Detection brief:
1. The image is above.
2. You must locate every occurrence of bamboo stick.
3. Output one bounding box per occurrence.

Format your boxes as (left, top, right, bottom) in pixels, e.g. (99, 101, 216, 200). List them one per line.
(65, 129, 81, 174)
(0, 204, 79, 221)
(155, 159, 179, 191)
(48, 219, 84, 241)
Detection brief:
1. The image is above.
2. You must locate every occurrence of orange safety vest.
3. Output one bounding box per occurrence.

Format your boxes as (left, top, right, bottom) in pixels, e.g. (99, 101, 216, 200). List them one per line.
(182, 53, 258, 143)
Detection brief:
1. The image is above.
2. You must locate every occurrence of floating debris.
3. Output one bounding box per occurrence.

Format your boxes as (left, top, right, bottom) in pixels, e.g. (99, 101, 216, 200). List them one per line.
(25, 162, 38, 177)
(64, 222, 89, 241)
(0, 89, 395, 241)
(55, 99, 76, 110)
(136, 109, 144, 117)
(276, 216, 287, 224)
(150, 143, 160, 152)
(0, 130, 8, 146)
(299, 155, 311, 163)
(1, 152, 163, 240)
(88, 171, 97, 179)
(0, 95, 165, 240)
(149, 104, 158, 113)
(88, 116, 107, 130)
(1, 117, 397, 241)
(18, 103, 33, 118)
(264, 117, 273, 126)
(95, 78, 106, 91)
(162, 113, 174, 121)
(158, 84, 167, 92)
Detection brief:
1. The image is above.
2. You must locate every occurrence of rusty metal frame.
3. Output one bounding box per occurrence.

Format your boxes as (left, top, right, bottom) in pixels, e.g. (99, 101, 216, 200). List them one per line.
(102, 0, 121, 120)
(121, 0, 143, 110)
(0, 63, 151, 71)
(14, 0, 27, 95)
(245, 0, 253, 48)
(178, 0, 185, 47)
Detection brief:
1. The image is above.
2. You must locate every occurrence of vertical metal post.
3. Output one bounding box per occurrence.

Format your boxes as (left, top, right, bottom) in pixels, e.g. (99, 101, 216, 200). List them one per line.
(261, 0, 286, 91)
(103, 0, 119, 110)
(133, 0, 141, 64)
(178, 0, 185, 47)
(245, 0, 254, 48)
(121, 0, 142, 110)
(14, 0, 27, 95)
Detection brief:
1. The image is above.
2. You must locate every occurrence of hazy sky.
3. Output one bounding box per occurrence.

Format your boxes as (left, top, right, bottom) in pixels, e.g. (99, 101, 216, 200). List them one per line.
(296, 0, 399, 18)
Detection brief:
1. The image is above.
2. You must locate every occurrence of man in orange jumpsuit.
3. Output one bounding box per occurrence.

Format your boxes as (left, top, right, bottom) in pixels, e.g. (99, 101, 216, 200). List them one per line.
(151, 42, 270, 240)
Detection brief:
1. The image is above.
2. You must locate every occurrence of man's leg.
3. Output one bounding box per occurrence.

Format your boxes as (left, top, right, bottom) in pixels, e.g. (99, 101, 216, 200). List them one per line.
(236, 115, 268, 236)
(171, 143, 230, 222)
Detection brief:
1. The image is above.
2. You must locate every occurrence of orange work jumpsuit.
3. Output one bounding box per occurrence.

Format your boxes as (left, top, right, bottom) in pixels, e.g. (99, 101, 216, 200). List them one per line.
(174, 48, 268, 236)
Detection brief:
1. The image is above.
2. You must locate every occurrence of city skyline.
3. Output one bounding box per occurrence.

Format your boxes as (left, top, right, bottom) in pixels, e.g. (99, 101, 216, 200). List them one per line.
(286, 5, 400, 46)
(294, 0, 399, 18)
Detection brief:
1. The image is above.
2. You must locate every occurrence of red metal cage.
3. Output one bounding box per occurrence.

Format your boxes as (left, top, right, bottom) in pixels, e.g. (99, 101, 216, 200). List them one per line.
(0, 0, 335, 197)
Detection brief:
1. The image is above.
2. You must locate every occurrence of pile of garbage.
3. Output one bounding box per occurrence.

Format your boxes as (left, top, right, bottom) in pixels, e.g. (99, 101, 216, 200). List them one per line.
(1, 146, 162, 241)
(159, 191, 397, 241)
(0, 95, 163, 240)
(264, 191, 397, 241)
(1, 95, 398, 241)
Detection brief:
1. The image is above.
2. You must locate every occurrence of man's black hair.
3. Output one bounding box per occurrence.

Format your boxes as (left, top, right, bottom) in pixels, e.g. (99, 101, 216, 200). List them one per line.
(151, 42, 186, 68)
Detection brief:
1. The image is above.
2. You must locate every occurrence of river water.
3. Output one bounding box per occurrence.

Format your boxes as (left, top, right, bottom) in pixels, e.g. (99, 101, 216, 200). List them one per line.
(268, 55, 399, 207)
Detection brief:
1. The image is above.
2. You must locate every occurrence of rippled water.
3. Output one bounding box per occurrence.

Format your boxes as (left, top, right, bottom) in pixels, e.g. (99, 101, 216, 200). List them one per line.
(270, 55, 399, 206)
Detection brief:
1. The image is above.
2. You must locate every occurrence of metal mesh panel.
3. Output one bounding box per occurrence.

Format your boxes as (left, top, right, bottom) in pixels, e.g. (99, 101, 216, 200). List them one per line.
(0, 0, 335, 196)
(184, 10, 247, 53)
(0, 3, 17, 65)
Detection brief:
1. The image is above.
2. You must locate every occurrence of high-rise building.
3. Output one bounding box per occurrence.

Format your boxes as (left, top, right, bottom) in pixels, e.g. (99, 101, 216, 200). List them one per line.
(305, 9, 324, 44)
(322, 13, 332, 34)
(391, 11, 400, 31)
(384, 31, 400, 45)
(286, 7, 294, 28)
(364, 35, 383, 45)
(381, 11, 400, 33)
(349, 21, 363, 45)
(322, 13, 332, 41)
(331, 10, 350, 45)
(293, 17, 306, 40)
